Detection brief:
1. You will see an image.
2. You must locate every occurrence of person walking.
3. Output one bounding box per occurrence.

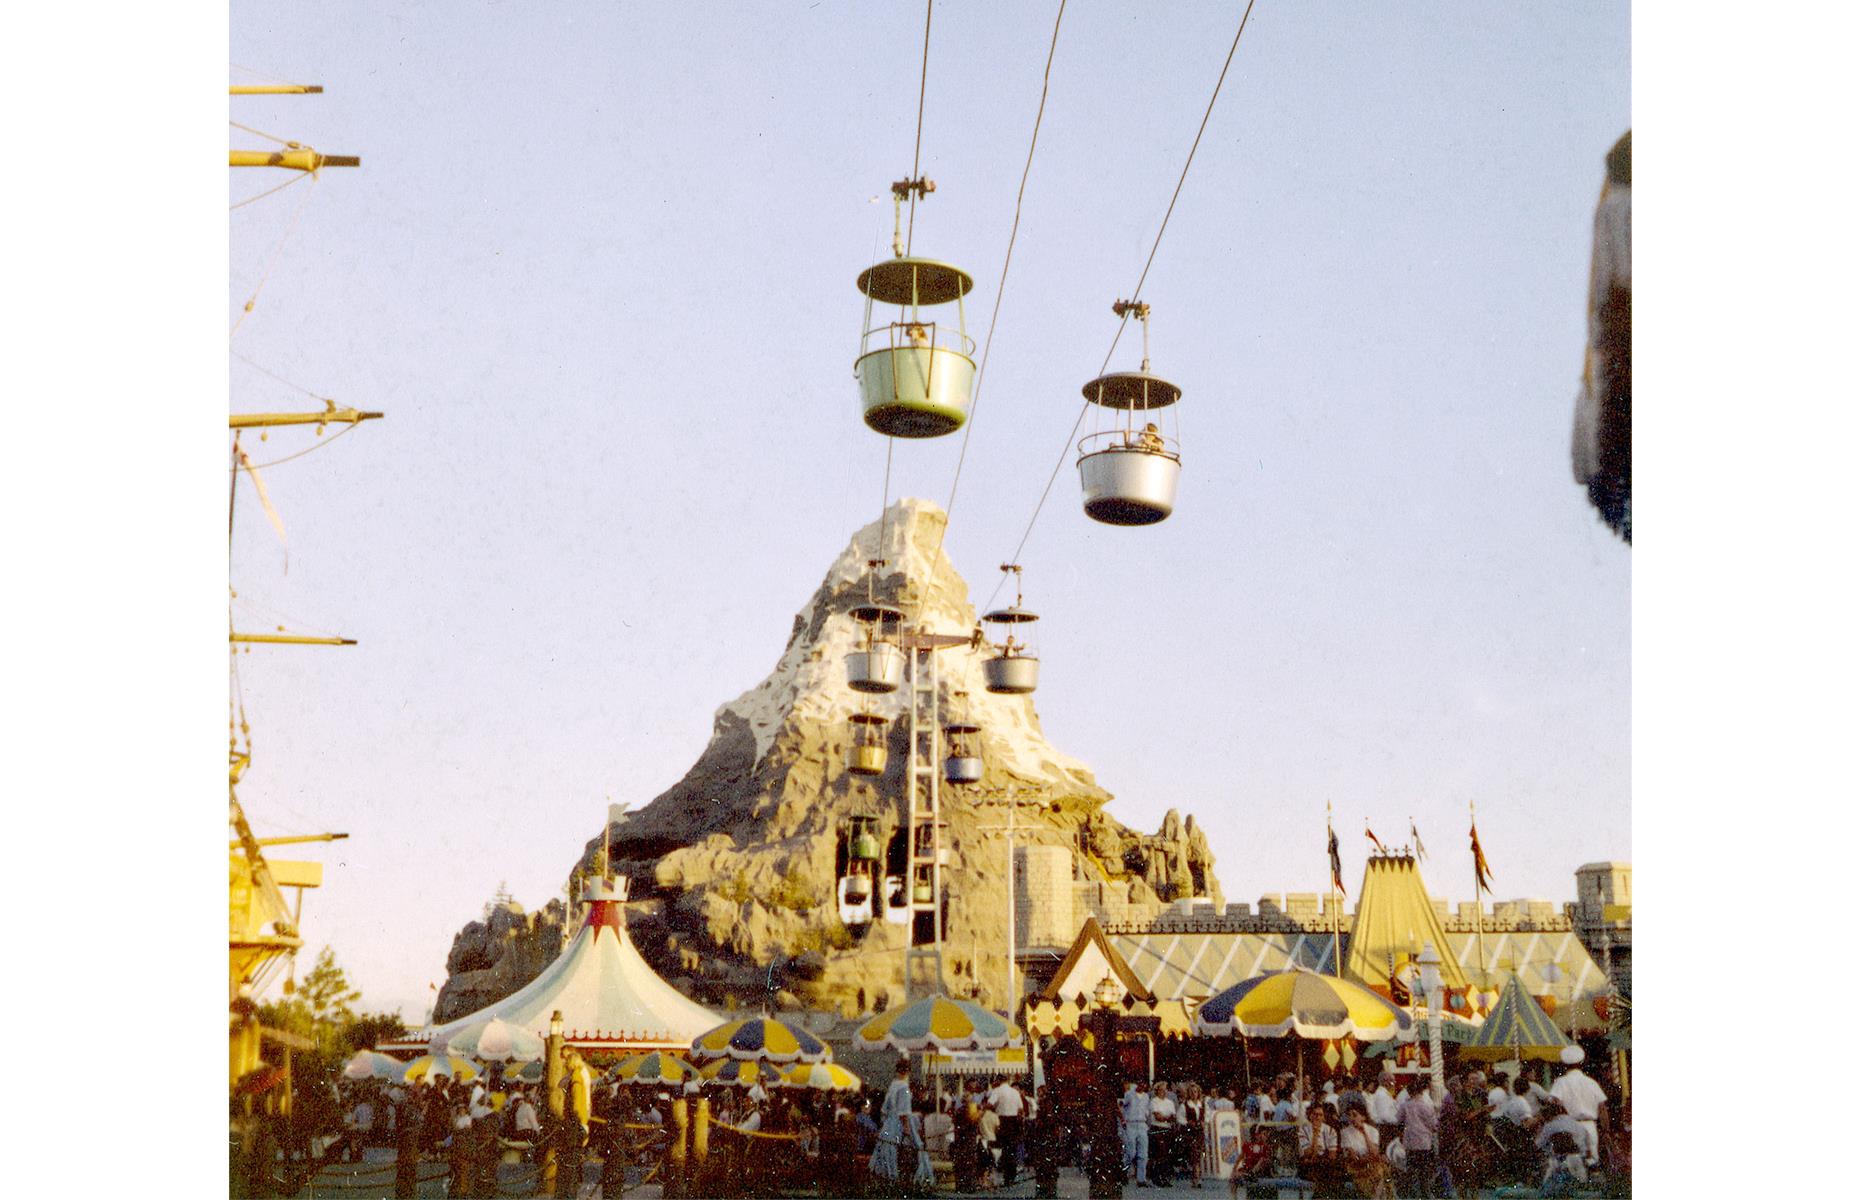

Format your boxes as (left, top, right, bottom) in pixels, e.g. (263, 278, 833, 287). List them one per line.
(1120, 1079, 1151, 1187)
(1548, 1047, 1609, 1167)
(1396, 1076, 1455, 1198)
(987, 1074, 1027, 1185)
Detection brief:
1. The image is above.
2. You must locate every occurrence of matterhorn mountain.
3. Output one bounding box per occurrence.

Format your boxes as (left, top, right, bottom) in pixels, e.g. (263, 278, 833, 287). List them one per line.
(433, 499, 1220, 1021)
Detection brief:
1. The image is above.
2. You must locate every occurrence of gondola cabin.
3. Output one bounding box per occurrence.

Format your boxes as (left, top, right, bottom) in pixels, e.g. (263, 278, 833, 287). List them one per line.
(854, 179, 976, 438)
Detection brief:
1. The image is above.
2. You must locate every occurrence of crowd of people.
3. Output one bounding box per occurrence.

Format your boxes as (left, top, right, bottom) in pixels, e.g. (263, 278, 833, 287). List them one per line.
(313, 1045, 1624, 1198)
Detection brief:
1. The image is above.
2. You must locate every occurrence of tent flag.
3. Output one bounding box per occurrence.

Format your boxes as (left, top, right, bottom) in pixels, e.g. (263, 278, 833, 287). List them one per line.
(1409, 818, 1428, 863)
(1470, 821, 1494, 892)
(1364, 823, 1388, 855)
(1328, 826, 1344, 894)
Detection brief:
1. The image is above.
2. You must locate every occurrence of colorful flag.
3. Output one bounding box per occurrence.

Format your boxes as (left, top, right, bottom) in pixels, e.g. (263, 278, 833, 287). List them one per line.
(1364, 823, 1388, 855)
(1470, 821, 1494, 892)
(1328, 826, 1345, 894)
(1409, 818, 1427, 863)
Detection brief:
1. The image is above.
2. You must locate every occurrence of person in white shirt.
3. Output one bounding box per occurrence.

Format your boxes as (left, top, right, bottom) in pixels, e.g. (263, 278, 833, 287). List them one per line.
(1119, 1081, 1151, 1186)
(1548, 1048, 1609, 1165)
(1147, 1082, 1177, 1184)
(1366, 1071, 1402, 1139)
(1211, 1088, 1236, 1113)
(1339, 1108, 1395, 1198)
(986, 1077, 1026, 1185)
(1494, 1075, 1534, 1125)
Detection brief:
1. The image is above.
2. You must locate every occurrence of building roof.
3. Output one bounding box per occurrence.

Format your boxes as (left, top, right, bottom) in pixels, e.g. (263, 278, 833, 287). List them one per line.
(1037, 916, 1155, 1005)
(394, 878, 721, 1052)
(1109, 929, 1336, 1002)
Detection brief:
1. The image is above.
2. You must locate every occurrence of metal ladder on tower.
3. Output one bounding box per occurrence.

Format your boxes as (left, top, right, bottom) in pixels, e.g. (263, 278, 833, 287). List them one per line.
(902, 642, 944, 1000)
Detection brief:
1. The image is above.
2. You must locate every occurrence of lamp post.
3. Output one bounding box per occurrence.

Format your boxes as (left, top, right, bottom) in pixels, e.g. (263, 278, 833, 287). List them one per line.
(1088, 975, 1125, 1199)
(542, 1009, 565, 1194)
(1417, 944, 1444, 1096)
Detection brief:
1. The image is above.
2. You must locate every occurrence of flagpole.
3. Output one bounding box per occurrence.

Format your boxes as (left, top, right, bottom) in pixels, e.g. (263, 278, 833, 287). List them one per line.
(1328, 802, 1342, 979)
(1471, 800, 1490, 989)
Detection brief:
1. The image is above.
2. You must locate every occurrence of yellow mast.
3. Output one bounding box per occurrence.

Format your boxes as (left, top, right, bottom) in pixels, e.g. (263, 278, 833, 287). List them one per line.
(228, 76, 376, 1113)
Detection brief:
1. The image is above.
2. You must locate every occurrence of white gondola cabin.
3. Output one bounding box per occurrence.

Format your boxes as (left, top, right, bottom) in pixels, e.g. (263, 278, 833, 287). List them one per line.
(854, 178, 976, 438)
(944, 690, 982, 784)
(1078, 300, 1183, 525)
(982, 564, 1040, 695)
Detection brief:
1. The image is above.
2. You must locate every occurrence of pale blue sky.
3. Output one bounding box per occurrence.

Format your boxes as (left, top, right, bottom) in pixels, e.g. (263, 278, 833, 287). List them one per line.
(229, 0, 1630, 1022)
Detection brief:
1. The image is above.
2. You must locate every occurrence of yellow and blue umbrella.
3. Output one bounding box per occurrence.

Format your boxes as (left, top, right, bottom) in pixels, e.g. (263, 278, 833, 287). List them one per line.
(854, 994, 1023, 1053)
(401, 1053, 481, 1083)
(1195, 968, 1416, 1042)
(781, 1062, 862, 1092)
(609, 1051, 697, 1086)
(690, 1016, 830, 1064)
(699, 1058, 786, 1089)
(1459, 974, 1570, 1063)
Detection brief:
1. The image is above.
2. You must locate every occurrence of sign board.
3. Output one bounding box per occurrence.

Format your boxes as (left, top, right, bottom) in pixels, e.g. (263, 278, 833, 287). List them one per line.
(1207, 1109, 1243, 1180)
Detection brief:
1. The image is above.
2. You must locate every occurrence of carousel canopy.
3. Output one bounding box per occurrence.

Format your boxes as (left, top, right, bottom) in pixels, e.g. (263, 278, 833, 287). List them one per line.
(392, 878, 721, 1053)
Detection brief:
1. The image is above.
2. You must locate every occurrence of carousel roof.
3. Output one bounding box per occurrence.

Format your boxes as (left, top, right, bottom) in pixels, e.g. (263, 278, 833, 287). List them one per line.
(394, 877, 721, 1052)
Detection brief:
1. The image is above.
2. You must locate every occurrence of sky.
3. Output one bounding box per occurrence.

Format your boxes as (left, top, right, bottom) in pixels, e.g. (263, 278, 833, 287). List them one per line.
(228, 0, 1630, 1024)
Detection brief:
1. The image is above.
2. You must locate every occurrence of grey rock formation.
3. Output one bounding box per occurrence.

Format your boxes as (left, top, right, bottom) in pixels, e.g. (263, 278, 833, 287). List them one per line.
(433, 500, 1223, 1017)
(432, 897, 568, 1024)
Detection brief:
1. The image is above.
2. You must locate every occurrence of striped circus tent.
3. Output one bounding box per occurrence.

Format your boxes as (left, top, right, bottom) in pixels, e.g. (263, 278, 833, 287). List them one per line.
(1459, 974, 1571, 1063)
(1195, 968, 1416, 1042)
(609, 1050, 697, 1086)
(781, 1061, 862, 1092)
(690, 1016, 830, 1065)
(698, 1058, 786, 1089)
(855, 994, 1023, 1053)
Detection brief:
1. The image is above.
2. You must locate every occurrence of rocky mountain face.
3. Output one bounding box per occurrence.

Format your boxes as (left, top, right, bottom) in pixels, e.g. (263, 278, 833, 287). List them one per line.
(432, 897, 568, 1024)
(434, 499, 1220, 1018)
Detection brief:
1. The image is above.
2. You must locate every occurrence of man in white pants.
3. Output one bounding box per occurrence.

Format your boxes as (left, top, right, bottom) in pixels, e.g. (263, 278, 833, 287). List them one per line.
(1119, 1080, 1151, 1186)
(1548, 1046, 1609, 1165)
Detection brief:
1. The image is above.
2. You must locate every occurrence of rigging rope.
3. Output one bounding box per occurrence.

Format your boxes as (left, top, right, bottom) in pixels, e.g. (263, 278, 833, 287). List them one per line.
(231, 167, 312, 212)
(230, 118, 299, 147)
(230, 168, 320, 338)
(231, 348, 336, 401)
(933, 0, 1068, 568)
(985, 0, 1259, 611)
(231, 420, 362, 471)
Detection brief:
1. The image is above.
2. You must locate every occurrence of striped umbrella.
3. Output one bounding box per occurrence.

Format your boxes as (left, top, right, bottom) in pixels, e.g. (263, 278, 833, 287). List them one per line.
(690, 1016, 830, 1064)
(1459, 974, 1571, 1063)
(505, 1060, 545, 1084)
(445, 1017, 545, 1064)
(401, 1053, 481, 1083)
(699, 1058, 786, 1089)
(854, 994, 1023, 1053)
(1195, 968, 1416, 1042)
(609, 1051, 698, 1086)
(342, 1050, 407, 1082)
(780, 1062, 863, 1092)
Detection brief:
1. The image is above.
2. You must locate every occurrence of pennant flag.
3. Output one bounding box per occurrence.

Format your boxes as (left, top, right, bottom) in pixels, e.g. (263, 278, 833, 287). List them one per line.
(235, 439, 289, 571)
(1409, 818, 1427, 863)
(1340, 1039, 1357, 1070)
(1470, 821, 1495, 892)
(1364, 823, 1388, 855)
(1328, 826, 1345, 894)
